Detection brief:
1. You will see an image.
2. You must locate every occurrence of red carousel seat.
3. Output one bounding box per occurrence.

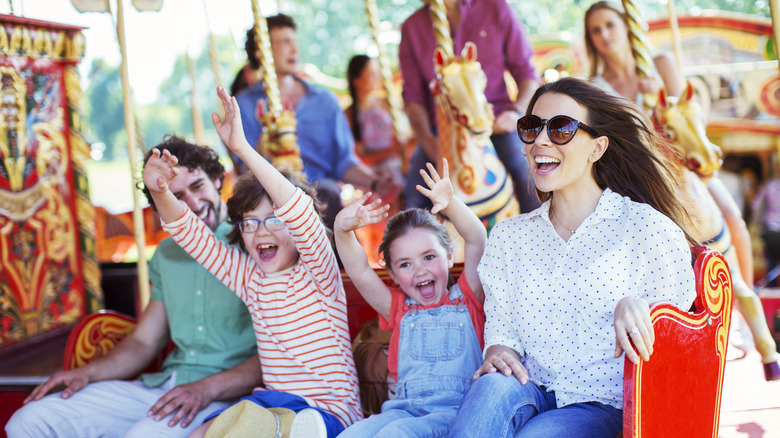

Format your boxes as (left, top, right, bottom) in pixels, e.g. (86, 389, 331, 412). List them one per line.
(622, 246, 732, 437)
(63, 310, 169, 375)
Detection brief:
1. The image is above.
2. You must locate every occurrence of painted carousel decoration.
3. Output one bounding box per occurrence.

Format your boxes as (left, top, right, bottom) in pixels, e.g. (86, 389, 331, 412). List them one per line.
(249, 0, 304, 179)
(427, 0, 518, 232)
(655, 83, 780, 380)
(0, 15, 100, 346)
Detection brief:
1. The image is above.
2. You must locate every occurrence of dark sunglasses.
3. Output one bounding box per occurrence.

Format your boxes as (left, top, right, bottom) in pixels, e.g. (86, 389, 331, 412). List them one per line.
(516, 115, 599, 145)
(237, 217, 286, 233)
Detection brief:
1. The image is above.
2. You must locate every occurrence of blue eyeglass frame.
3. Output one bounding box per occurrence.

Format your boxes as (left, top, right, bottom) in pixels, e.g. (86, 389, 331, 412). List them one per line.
(237, 217, 286, 233)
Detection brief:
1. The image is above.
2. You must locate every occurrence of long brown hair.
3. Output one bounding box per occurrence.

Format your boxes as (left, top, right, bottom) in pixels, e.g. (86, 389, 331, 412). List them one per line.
(584, 1, 627, 78)
(526, 77, 697, 245)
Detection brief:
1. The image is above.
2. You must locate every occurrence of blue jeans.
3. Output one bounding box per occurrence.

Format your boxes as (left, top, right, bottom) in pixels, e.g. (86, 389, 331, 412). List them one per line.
(448, 373, 622, 438)
(404, 132, 540, 213)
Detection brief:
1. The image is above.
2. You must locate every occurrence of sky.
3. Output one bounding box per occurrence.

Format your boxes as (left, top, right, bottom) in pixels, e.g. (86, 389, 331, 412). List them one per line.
(0, 0, 279, 104)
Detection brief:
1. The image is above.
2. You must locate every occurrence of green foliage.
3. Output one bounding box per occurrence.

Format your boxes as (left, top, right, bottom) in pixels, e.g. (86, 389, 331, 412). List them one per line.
(81, 0, 772, 161)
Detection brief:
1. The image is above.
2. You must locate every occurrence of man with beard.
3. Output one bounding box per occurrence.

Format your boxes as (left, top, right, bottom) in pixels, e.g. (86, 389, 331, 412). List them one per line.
(6, 137, 261, 438)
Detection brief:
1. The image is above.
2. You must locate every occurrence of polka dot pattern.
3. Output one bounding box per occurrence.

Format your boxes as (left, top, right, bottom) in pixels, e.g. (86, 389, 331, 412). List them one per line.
(478, 188, 696, 409)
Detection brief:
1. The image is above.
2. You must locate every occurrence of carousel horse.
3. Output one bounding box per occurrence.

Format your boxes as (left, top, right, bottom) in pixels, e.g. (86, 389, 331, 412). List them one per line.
(655, 82, 780, 380)
(431, 42, 518, 235)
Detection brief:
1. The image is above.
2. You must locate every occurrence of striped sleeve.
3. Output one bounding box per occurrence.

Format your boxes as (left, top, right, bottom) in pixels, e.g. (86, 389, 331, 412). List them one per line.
(275, 189, 342, 303)
(161, 210, 254, 302)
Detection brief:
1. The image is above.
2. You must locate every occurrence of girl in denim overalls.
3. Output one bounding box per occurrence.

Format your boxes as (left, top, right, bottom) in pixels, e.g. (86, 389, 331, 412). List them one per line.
(335, 159, 487, 437)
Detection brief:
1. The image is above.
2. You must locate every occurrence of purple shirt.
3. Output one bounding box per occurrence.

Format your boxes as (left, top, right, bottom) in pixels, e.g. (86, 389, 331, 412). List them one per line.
(399, 0, 538, 127)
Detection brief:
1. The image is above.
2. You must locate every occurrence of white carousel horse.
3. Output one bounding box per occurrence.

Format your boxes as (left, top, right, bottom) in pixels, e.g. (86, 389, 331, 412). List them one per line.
(655, 82, 780, 380)
(431, 42, 518, 233)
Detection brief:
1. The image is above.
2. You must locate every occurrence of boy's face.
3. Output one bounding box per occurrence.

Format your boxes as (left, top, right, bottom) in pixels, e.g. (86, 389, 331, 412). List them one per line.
(241, 196, 298, 274)
(168, 166, 223, 231)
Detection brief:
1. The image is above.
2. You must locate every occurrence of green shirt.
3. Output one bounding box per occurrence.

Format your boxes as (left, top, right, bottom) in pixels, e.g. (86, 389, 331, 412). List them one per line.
(141, 221, 256, 387)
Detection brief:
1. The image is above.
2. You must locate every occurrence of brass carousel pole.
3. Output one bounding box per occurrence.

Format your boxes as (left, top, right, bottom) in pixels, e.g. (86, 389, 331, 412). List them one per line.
(249, 0, 304, 177)
(666, 0, 684, 78)
(202, 0, 224, 116)
(115, 0, 151, 307)
(364, 0, 410, 149)
(622, 0, 657, 110)
(770, 0, 780, 72)
(187, 51, 206, 145)
(428, 0, 454, 58)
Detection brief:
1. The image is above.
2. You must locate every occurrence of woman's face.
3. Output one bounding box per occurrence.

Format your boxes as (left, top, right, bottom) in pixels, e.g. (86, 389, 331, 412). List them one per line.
(587, 8, 629, 57)
(354, 59, 382, 97)
(524, 92, 605, 196)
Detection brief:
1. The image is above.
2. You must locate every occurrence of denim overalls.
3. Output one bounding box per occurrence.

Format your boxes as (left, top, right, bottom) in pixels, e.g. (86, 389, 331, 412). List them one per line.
(339, 284, 482, 438)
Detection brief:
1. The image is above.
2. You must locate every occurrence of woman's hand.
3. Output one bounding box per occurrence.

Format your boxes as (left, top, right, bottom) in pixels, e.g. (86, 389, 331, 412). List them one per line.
(334, 192, 390, 233)
(416, 158, 454, 215)
(474, 345, 529, 384)
(142, 148, 179, 194)
(614, 296, 655, 364)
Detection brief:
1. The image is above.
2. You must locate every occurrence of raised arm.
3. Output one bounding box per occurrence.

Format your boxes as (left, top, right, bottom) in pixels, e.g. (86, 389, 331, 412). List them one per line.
(416, 159, 487, 301)
(333, 193, 392, 319)
(212, 87, 295, 207)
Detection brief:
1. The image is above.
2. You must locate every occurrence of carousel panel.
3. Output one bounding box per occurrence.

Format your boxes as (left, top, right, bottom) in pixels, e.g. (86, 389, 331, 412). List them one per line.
(0, 15, 100, 347)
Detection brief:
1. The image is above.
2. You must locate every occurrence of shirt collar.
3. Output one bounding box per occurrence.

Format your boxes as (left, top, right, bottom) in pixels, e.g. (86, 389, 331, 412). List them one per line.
(530, 187, 622, 224)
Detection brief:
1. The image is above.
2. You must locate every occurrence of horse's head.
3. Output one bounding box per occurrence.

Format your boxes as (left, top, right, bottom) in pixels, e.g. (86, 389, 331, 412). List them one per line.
(656, 82, 723, 178)
(432, 42, 494, 137)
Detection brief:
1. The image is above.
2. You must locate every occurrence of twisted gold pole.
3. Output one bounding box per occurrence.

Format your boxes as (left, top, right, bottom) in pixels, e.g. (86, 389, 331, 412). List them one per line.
(364, 0, 409, 144)
(428, 0, 454, 60)
(248, 0, 304, 178)
(622, 0, 657, 109)
(250, 0, 282, 114)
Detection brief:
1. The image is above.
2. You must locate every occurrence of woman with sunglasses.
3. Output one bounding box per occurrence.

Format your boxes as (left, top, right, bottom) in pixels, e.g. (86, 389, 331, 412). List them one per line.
(449, 77, 698, 437)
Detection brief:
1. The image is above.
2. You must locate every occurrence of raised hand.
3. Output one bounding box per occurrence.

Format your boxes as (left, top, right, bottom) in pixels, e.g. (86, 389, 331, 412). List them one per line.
(142, 148, 180, 194)
(212, 87, 251, 159)
(416, 158, 454, 215)
(334, 192, 390, 233)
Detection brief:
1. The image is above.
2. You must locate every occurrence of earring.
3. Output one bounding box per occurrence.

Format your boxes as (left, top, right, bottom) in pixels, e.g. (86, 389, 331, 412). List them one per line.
(589, 156, 596, 162)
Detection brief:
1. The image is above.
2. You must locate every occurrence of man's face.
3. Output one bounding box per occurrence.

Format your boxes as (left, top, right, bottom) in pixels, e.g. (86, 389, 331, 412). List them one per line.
(167, 166, 223, 231)
(268, 26, 298, 77)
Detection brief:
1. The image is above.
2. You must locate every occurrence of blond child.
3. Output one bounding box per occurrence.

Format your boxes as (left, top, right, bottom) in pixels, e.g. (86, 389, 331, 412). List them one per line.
(335, 159, 486, 437)
(142, 87, 361, 438)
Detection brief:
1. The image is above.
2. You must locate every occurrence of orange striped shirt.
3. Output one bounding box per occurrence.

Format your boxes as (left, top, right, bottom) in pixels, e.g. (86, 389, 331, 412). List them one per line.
(163, 188, 362, 427)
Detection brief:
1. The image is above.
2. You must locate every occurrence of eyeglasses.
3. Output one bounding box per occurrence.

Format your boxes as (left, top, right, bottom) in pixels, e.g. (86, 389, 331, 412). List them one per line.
(516, 114, 599, 145)
(236, 217, 286, 233)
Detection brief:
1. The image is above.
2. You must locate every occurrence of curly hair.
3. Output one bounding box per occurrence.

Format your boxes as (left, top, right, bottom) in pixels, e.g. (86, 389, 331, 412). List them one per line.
(141, 136, 225, 211)
(226, 170, 321, 252)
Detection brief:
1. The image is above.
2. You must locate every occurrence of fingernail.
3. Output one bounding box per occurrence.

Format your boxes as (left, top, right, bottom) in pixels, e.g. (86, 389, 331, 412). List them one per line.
(154, 416, 161, 421)
(147, 411, 153, 417)
(169, 421, 175, 427)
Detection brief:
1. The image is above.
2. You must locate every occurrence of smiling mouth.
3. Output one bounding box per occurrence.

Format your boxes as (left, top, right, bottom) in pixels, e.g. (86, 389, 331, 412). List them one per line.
(257, 244, 278, 261)
(535, 156, 561, 173)
(416, 280, 436, 300)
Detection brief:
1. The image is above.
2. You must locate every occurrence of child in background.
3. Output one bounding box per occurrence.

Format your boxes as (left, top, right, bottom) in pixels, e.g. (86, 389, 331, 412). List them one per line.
(142, 87, 361, 438)
(335, 158, 486, 437)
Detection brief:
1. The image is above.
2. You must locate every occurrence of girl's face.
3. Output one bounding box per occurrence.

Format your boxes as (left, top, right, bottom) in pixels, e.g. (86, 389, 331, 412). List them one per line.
(241, 196, 298, 274)
(387, 228, 453, 306)
(587, 8, 629, 57)
(524, 92, 606, 196)
(354, 59, 382, 96)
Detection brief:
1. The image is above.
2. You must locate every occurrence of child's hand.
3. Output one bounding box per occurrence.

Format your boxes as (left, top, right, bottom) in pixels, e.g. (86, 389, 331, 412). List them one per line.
(416, 158, 454, 215)
(142, 148, 180, 194)
(212, 87, 251, 158)
(334, 193, 390, 232)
